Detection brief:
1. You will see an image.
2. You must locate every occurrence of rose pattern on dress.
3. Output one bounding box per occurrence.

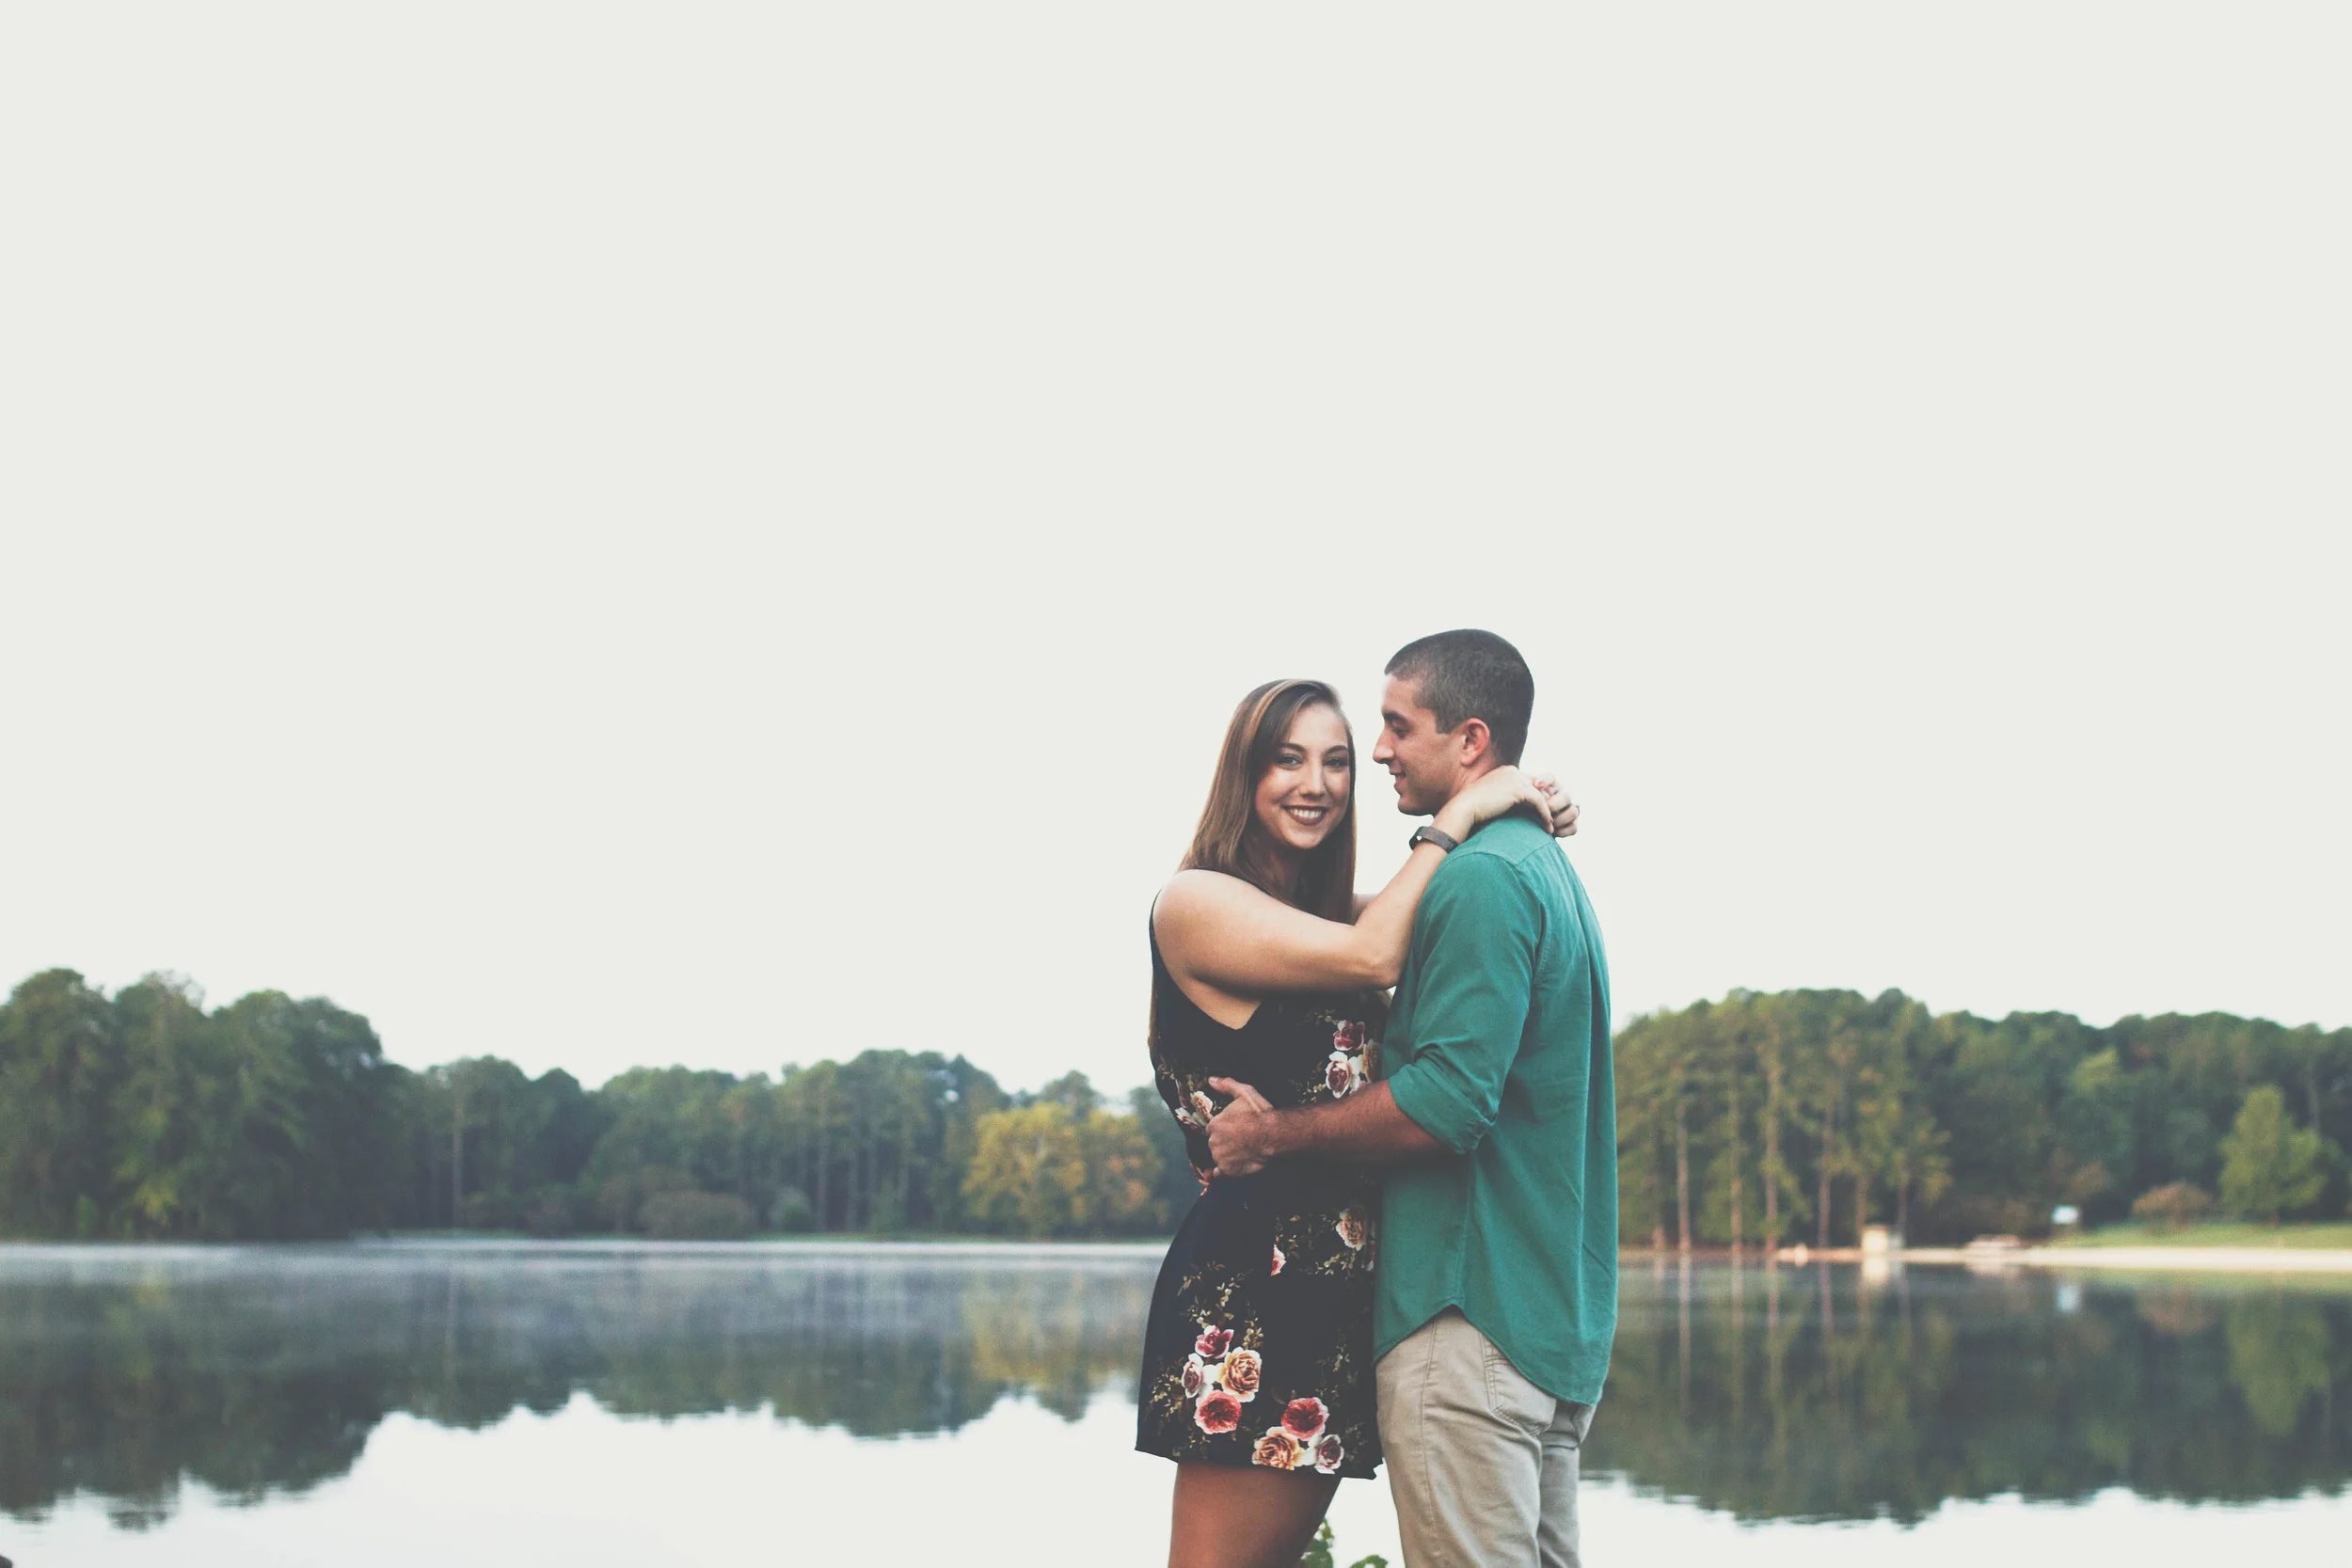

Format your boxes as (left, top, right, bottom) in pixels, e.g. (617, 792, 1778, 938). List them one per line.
(1280, 1398, 1328, 1442)
(1253, 1430, 1306, 1469)
(1195, 1388, 1243, 1434)
(1269, 1243, 1285, 1275)
(1182, 1325, 1263, 1428)
(1174, 1088, 1221, 1132)
(1246, 1396, 1341, 1470)
(1323, 1020, 1375, 1100)
(1325, 1054, 1356, 1098)
(1335, 1207, 1369, 1251)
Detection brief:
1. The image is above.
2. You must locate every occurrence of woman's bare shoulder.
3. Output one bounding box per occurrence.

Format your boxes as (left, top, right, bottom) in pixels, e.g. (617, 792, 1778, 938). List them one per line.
(1156, 867, 1268, 918)
(1154, 869, 1285, 940)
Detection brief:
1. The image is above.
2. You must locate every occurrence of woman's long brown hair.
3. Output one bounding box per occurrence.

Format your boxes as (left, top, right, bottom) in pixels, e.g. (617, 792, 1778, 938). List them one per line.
(1179, 678, 1359, 924)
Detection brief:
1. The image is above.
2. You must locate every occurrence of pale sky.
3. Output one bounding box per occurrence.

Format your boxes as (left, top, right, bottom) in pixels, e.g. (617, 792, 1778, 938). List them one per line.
(3, 7, 2345, 1097)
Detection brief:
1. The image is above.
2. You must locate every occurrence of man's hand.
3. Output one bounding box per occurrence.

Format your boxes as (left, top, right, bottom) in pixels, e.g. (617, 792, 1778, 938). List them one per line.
(1206, 1077, 1283, 1177)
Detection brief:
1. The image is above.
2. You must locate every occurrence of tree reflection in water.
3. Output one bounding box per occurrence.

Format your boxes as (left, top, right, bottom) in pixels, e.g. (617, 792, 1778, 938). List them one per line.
(1597, 1259, 2352, 1522)
(0, 1243, 1152, 1528)
(0, 1246, 2345, 1531)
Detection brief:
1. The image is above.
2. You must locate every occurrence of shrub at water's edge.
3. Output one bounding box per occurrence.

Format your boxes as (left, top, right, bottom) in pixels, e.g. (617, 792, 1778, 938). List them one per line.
(2131, 1182, 2217, 1231)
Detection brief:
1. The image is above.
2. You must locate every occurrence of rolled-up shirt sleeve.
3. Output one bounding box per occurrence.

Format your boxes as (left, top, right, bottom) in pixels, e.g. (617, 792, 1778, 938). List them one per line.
(1383, 854, 1539, 1155)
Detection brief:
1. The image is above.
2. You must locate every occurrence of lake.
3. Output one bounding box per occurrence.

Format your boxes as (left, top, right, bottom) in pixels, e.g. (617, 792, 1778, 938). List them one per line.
(2, 1241, 2347, 1565)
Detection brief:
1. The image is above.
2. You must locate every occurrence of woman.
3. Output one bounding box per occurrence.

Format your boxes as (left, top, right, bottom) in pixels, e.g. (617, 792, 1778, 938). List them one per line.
(1136, 677, 1576, 1568)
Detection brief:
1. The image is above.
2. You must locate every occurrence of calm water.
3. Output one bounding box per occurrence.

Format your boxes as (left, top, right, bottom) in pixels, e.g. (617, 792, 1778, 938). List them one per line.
(3, 1242, 2348, 1565)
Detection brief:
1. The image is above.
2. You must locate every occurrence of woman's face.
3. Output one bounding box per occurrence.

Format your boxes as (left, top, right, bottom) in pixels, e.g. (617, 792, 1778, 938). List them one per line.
(1252, 704, 1353, 855)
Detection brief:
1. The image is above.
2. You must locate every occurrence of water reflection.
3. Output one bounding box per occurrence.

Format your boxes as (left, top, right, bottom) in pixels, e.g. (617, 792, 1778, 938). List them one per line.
(1600, 1259, 2352, 1522)
(0, 1243, 1152, 1528)
(1, 1244, 2345, 1532)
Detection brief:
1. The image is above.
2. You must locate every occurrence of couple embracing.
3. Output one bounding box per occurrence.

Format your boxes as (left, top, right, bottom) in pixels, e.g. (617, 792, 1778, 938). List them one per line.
(1137, 629, 1618, 1568)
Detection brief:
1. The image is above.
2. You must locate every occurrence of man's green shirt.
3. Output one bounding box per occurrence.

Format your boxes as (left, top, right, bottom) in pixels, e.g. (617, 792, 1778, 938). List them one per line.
(1377, 814, 1617, 1405)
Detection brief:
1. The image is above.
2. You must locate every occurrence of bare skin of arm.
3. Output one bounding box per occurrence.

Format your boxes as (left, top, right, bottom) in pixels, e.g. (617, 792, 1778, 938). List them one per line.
(1157, 767, 1553, 1008)
(1205, 1077, 1441, 1176)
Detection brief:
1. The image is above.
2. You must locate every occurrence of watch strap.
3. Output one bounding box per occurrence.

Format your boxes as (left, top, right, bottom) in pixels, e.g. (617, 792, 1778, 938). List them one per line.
(1407, 825, 1460, 854)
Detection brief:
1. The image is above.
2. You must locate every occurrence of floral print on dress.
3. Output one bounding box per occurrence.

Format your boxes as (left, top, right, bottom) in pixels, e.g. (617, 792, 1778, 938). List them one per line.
(1137, 982, 1386, 1481)
(1280, 1398, 1328, 1440)
(1173, 1088, 1218, 1131)
(1184, 1322, 1269, 1434)
(1252, 1398, 1347, 1473)
(1324, 1020, 1375, 1099)
(1221, 1348, 1263, 1400)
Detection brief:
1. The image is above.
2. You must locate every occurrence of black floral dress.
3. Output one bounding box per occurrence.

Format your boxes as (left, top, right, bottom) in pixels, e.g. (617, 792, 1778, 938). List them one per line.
(1135, 913, 1385, 1481)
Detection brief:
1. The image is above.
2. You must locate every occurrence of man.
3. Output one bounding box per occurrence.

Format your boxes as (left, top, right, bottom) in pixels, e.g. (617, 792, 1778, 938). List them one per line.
(1206, 628, 1616, 1568)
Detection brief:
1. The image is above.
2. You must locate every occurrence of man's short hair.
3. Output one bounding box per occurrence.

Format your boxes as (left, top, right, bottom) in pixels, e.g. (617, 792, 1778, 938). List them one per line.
(1386, 629, 1534, 765)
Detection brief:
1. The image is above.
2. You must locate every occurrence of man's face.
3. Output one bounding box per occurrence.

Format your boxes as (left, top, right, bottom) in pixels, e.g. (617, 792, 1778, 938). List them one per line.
(1371, 674, 1464, 816)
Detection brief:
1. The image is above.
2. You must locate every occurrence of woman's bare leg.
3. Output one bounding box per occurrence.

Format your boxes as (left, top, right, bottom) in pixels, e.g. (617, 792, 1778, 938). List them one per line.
(1168, 1462, 1342, 1568)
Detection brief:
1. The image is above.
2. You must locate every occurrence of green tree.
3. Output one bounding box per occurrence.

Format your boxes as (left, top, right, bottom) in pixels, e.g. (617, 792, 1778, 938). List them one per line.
(2217, 1085, 2326, 1222)
(1862, 994, 1947, 1241)
(1612, 1009, 1677, 1249)
(1035, 1070, 1102, 1116)
(108, 974, 215, 1236)
(0, 969, 124, 1236)
(1750, 993, 1809, 1248)
(2057, 1047, 2134, 1220)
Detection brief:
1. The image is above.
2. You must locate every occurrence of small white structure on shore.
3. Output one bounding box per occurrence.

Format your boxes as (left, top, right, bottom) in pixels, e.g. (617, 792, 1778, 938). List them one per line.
(1860, 1225, 1902, 1255)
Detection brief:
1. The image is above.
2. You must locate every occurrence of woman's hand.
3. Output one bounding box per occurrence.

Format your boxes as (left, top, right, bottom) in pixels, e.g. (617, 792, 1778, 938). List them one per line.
(1433, 765, 1555, 840)
(1531, 772, 1580, 838)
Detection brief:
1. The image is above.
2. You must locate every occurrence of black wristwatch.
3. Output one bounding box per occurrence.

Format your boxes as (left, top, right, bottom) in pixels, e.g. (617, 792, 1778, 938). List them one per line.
(1407, 825, 1460, 854)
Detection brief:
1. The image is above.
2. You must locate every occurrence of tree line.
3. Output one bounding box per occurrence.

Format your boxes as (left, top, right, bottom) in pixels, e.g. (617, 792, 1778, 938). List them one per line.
(1616, 988, 2352, 1248)
(0, 968, 1195, 1242)
(6, 967, 2347, 1245)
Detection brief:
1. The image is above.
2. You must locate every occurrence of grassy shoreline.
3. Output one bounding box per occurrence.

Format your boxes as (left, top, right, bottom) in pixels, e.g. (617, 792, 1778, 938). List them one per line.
(2048, 1220, 2352, 1250)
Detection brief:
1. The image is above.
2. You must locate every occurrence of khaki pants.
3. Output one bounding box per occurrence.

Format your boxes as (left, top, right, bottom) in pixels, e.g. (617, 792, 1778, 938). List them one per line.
(1376, 1308, 1596, 1568)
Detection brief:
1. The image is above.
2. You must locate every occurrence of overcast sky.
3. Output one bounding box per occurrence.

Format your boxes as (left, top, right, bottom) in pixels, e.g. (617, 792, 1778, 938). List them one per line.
(3, 7, 2345, 1097)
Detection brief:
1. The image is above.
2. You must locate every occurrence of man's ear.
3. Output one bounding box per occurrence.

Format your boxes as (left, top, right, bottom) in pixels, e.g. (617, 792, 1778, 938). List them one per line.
(1454, 718, 1493, 768)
